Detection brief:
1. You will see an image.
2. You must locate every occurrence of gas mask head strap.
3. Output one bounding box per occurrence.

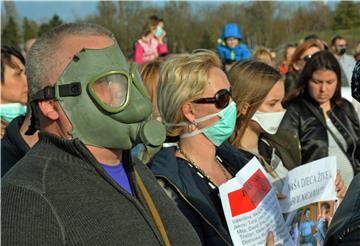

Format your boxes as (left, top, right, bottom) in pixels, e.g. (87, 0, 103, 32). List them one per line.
(25, 82, 82, 135)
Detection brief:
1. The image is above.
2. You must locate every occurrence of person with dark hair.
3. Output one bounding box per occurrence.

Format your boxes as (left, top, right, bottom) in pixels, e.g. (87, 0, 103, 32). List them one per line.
(284, 39, 324, 98)
(1, 45, 28, 137)
(1, 23, 200, 245)
(228, 59, 345, 200)
(134, 17, 168, 64)
(331, 35, 356, 86)
(281, 51, 360, 188)
(1, 44, 40, 176)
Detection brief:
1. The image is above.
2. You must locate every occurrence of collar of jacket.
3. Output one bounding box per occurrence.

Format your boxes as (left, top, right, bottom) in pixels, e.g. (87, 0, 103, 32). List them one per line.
(260, 130, 301, 170)
(4, 115, 29, 154)
(35, 131, 142, 197)
(150, 144, 246, 245)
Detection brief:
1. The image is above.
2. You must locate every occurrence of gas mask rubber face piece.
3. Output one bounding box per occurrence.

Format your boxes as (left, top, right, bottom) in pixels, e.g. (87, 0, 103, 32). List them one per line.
(37, 38, 165, 150)
(251, 110, 286, 135)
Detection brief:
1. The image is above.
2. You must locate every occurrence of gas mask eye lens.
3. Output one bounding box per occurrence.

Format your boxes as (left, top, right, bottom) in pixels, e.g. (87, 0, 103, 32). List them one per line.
(89, 73, 129, 112)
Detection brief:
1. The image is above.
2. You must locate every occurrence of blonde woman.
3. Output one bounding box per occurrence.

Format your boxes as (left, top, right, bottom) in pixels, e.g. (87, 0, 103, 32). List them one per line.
(228, 59, 346, 197)
(149, 50, 251, 245)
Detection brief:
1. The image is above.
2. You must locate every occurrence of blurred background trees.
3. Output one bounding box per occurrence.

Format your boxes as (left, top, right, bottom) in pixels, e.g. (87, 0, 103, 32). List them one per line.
(1, 0, 359, 57)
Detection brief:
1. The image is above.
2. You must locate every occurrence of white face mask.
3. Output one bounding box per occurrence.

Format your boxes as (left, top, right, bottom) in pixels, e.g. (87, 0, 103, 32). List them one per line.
(251, 110, 286, 135)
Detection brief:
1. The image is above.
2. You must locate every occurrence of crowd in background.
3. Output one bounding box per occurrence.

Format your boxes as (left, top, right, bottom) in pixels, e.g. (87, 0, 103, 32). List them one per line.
(1, 16, 360, 246)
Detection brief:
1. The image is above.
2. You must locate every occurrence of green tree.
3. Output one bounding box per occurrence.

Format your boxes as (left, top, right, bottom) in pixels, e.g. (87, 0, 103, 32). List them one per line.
(1, 16, 21, 50)
(38, 14, 63, 36)
(1, 0, 18, 29)
(333, 1, 360, 29)
(96, 1, 117, 33)
(200, 30, 213, 49)
(22, 17, 39, 43)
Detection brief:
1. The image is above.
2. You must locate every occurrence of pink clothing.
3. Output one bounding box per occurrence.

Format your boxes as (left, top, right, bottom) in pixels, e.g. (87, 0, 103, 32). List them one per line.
(134, 36, 167, 64)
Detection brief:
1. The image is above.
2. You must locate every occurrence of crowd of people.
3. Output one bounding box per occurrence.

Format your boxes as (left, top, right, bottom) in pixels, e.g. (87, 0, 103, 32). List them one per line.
(1, 17, 359, 246)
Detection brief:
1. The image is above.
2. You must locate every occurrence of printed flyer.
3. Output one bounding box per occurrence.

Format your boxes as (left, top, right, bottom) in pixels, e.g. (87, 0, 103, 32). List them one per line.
(219, 158, 294, 246)
(219, 156, 337, 246)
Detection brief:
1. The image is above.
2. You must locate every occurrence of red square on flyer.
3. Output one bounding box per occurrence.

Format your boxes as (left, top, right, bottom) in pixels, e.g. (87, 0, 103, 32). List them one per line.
(228, 188, 256, 217)
(227, 169, 271, 217)
(243, 169, 271, 207)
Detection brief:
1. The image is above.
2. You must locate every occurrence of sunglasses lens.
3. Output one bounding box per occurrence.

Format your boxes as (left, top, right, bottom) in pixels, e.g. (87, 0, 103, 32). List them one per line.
(216, 90, 230, 109)
(303, 55, 311, 62)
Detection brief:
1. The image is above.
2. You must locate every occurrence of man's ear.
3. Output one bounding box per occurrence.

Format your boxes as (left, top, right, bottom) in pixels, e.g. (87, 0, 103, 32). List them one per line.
(38, 100, 59, 120)
(181, 102, 196, 123)
(239, 102, 250, 116)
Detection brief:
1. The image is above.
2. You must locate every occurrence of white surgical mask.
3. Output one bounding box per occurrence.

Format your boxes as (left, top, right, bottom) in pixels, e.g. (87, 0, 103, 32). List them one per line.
(251, 110, 286, 135)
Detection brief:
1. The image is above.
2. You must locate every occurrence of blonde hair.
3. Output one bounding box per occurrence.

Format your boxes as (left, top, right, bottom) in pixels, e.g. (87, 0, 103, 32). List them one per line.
(228, 59, 281, 148)
(140, 59, 162, 119)
(253, 47, 273, 66)
(157, 50, 222, 136)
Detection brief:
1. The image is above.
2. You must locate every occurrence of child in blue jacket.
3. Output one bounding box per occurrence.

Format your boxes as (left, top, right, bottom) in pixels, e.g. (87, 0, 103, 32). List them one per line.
(216, 23, 251, 68)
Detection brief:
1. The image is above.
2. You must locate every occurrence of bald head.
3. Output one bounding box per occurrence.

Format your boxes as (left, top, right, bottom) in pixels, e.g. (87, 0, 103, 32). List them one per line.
(24, 38, 36, 55)
(26, 23, 113, 101)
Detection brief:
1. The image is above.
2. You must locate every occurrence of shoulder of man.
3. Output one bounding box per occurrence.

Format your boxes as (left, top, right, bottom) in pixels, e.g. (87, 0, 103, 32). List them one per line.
(131, 154, 202, 246)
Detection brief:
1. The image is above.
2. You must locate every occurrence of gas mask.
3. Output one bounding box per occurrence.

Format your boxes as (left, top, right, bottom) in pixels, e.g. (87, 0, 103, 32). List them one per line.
(27, 38, 165, 152)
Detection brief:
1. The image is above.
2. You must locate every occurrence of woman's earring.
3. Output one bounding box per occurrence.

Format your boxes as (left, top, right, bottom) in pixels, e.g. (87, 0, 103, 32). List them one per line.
(188, 120, 197, 132)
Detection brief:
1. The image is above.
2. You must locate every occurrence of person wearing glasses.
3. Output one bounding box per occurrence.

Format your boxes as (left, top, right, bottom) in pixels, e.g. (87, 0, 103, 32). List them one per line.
(281, 51, 360, 189)
(285, 39, 324, 99)
(1, 23, 201, 245)
(149, 50, 253, 245)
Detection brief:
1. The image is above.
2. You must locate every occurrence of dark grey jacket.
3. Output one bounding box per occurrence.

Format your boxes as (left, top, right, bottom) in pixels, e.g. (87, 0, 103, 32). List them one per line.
(325, 173, 360, 245)
(1, 132, 201, 245)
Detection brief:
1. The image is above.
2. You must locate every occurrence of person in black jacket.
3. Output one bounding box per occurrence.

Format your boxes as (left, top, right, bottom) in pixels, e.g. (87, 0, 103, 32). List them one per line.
(324, 173, 360, 246)
(149, 50, 250, 245)
(227, 59, 346, 200)
(2, 23, 200, 245)
(281, 50, 360, 189)
(1, 46, 28, 138)
(1, 114, 38, 176)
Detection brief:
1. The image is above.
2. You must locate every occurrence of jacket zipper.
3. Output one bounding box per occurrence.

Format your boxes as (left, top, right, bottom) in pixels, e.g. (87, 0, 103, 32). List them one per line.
(156, 175, 232, 246)
(329, 111, 357, 171)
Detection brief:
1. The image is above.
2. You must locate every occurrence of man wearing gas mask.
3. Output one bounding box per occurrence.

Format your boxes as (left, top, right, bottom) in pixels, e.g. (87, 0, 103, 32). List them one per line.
(1, 23, 200, 245)
(331, 35, 356, 86)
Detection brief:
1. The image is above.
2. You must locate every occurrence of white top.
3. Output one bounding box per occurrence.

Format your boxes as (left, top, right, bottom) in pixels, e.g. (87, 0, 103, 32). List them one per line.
(251, 146, 288, 194)
(326, 118, 354, 188)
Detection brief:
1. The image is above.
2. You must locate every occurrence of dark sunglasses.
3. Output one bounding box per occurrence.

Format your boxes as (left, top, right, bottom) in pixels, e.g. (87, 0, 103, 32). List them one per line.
(192, 88, 232, 109)
(302, 54, 312, 62)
